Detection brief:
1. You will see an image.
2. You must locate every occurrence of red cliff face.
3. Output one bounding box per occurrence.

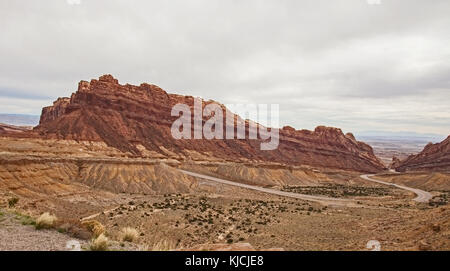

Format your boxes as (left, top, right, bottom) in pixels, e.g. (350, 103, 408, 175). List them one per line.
(34, 75, 385, 173)
(39, 97, 70, 124)
(394, 136, 450, 172)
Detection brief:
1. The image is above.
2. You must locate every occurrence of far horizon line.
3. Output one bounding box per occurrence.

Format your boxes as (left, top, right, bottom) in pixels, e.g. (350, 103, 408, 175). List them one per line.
(0, 112, 447, 139)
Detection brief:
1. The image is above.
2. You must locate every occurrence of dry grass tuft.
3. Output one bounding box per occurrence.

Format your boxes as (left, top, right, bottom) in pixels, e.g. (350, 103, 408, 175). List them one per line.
(90, 233, 109, 251)
(35, 212, 57, 229)
(151, 239, 176, 251)
(120, 227, 139, 242)
(81, 220, 105, 238)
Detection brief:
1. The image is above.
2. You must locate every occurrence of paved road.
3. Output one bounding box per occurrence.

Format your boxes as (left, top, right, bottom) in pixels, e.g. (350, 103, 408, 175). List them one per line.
(179, 169, 355, 206)
(180, 169, 433, 204)
(360, 174, 432, 203)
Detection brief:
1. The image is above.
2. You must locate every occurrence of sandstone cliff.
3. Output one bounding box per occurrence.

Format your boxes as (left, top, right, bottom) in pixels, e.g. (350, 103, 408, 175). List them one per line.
(394, 136, 450, 172)
(32, 75, 384, 173)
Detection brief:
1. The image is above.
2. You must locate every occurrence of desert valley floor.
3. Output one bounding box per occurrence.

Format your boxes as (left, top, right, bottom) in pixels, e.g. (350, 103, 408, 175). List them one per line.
(0, 137, 448, 251)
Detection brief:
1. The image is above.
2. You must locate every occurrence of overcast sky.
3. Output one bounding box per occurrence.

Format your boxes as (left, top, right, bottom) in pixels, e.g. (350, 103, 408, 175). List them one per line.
(0, 0, 449, 135)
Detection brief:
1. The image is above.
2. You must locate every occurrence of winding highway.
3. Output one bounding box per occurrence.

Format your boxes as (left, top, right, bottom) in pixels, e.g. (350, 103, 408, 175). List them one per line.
(360, 174, 432, 203)
(179, 169, 355, 206)
(179, 169, 432, 204)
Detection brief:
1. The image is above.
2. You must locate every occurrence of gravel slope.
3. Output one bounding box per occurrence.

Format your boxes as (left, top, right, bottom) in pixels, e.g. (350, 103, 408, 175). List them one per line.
(0, 211, 86, 251)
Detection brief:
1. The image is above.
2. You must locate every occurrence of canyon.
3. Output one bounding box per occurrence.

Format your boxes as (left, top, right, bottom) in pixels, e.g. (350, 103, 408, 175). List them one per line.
(0, 75, 448, 251)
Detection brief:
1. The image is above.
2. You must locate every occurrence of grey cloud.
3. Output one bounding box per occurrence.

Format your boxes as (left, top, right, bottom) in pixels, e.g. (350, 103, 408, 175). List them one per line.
(0, 0, 449, 135)
(0, 87, 52, 100)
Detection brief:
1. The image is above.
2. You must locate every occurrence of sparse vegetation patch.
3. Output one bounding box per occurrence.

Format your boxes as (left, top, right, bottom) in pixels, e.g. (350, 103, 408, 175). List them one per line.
(281, 184, 391, 198)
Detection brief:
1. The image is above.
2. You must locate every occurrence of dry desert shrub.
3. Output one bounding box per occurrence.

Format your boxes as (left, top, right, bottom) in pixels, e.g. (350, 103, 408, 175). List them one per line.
(81, 220, 105, 238)
(8, 197, 19, 208)
(120, 227, 139, 242)
(35, 212, 57, 229)
(90, 233, 109, 251)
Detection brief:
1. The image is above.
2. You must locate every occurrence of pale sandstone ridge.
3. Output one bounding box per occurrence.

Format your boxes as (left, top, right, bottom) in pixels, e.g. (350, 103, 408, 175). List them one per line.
(0, 123, 32, 134)
(394, 135, 450, 172)
(21, 74, 383, 173)
(0, 158, 198, 196)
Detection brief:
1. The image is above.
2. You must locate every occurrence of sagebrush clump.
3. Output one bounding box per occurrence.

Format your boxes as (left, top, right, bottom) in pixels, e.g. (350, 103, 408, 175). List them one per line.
(8, 197, 19, 208)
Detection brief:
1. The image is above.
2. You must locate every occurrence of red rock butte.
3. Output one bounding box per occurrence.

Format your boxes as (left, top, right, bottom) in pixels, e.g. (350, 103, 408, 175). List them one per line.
(14, 74, 385, 173)
(394, 136, 450, 172)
